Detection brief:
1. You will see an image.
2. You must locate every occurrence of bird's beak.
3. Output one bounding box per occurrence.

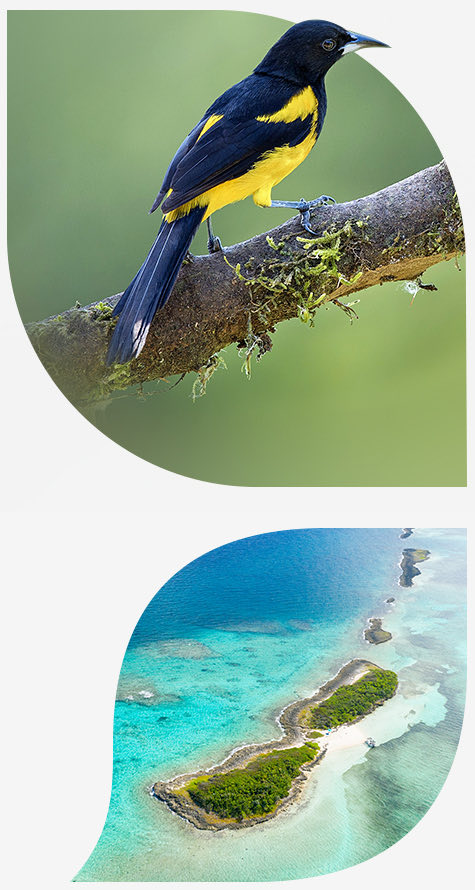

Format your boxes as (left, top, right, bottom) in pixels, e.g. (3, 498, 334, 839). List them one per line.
(342, 31, 389, 54)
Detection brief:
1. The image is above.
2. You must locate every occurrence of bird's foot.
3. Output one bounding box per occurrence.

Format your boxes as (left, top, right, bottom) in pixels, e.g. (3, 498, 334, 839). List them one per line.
(297, 195, 336, 235)
(207, 234, 223, 254)
(183, 250, 195, 264)
(206, 216, 223, 253)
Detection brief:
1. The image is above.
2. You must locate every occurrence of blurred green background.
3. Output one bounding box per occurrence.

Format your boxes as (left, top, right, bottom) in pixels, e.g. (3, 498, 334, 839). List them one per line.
(8, 11, 466, 485)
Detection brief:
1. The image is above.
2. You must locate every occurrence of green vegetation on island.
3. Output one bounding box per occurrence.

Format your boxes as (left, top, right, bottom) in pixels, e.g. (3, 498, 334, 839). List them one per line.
(186, 743, 319, 821)
(310, 669, 397, 730)
(153, 660, 398, 830)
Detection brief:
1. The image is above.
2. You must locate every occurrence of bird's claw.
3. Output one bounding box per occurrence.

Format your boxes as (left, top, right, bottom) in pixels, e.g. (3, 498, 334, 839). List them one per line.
(299, 208, 318, 236)
(207, 234, 223, 254)
(313, 194, 336, 206)
(297, 195, 336, 235)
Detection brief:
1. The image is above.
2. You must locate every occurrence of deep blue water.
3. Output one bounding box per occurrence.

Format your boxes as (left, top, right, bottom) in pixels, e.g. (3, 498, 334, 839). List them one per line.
(77, 528, 466, 882)
(130, 528, 402, 644)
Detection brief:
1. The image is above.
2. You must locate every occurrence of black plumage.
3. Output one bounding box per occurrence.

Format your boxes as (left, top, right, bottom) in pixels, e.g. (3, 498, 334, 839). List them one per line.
(106, 20, 387, 365)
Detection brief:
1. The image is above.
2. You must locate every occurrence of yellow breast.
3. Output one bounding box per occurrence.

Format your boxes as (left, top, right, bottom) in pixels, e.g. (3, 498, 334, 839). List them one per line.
(250, 127, 318, 208)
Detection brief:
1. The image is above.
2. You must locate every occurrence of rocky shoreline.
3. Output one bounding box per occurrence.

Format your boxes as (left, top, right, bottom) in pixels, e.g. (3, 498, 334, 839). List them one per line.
(152, 658, 381, 831)
(399, 548, 430, 587)
(364, 617, 392, 645)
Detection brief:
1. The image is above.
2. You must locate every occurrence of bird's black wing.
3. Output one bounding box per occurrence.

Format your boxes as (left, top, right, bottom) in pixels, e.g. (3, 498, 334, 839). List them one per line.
(159, 77, 315, 214)
(149, 119, 205, 213)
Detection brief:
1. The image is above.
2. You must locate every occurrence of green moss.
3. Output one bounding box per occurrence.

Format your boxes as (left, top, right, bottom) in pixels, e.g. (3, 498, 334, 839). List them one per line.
(294, 222, 366, 324)
(92, 301, 114, 318)
(237, 313, 273, 378)
(265, 235, 286, 252)
(191, 353, 227, 400)
(225, 219, 369, 330)
(382, 192, 464, 265)
(102, 360, 133, 390)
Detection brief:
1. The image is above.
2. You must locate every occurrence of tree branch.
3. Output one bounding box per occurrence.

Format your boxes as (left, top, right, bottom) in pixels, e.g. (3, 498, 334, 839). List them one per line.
(26, 161, 463, 405)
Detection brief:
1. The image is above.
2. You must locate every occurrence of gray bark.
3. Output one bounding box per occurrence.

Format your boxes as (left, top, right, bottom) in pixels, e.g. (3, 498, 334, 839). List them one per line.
(26, 161, 463, 405)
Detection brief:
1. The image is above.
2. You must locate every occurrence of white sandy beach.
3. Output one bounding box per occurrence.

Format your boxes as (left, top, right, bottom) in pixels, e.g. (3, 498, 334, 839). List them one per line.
(322, 722, 368, 753)
(318, 674, 447, 771)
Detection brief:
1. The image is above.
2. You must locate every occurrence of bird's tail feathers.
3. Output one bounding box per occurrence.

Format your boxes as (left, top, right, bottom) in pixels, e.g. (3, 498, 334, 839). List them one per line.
(106, 206, 205, 365)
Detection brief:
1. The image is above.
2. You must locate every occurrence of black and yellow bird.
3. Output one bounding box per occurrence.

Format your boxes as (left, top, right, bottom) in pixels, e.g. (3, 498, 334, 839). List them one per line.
(107, 19, 387, 365)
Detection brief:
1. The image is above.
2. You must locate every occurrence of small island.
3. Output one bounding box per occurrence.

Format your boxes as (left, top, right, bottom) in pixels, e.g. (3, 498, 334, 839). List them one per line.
(385, 596, 395, 604)
(152, 661, 398, 830)
(400, 528, 414, 539)
(364, 617, 392, 645)
(399, 548, 430, 587)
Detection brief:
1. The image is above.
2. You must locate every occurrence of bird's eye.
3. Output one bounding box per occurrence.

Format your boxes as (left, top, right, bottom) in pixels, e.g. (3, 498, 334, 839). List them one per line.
(322, 38, 336, 52)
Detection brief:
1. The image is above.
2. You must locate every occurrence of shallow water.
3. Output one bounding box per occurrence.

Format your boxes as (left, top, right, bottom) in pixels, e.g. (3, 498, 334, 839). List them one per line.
(76, 528, 466, 881)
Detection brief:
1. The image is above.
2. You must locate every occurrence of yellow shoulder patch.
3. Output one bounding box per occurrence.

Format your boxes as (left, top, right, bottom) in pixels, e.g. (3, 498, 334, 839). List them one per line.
(256, 86, 317, 124)
(197, 114, 224, 141)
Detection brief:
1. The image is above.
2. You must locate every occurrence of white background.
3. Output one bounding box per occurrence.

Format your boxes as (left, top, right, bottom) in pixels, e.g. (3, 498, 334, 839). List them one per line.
(1, 1, 473, 888)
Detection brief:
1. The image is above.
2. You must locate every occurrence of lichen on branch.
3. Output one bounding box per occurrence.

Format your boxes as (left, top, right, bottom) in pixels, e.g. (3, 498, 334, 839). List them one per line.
(25, 161, 464, 405)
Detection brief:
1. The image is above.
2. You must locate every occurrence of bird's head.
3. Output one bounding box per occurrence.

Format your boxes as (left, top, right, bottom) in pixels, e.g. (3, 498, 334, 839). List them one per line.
(255, 20, 388, 84)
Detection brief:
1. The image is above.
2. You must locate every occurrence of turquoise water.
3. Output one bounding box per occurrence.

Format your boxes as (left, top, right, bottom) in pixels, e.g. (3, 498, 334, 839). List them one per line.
(76, 528, 466, 881)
